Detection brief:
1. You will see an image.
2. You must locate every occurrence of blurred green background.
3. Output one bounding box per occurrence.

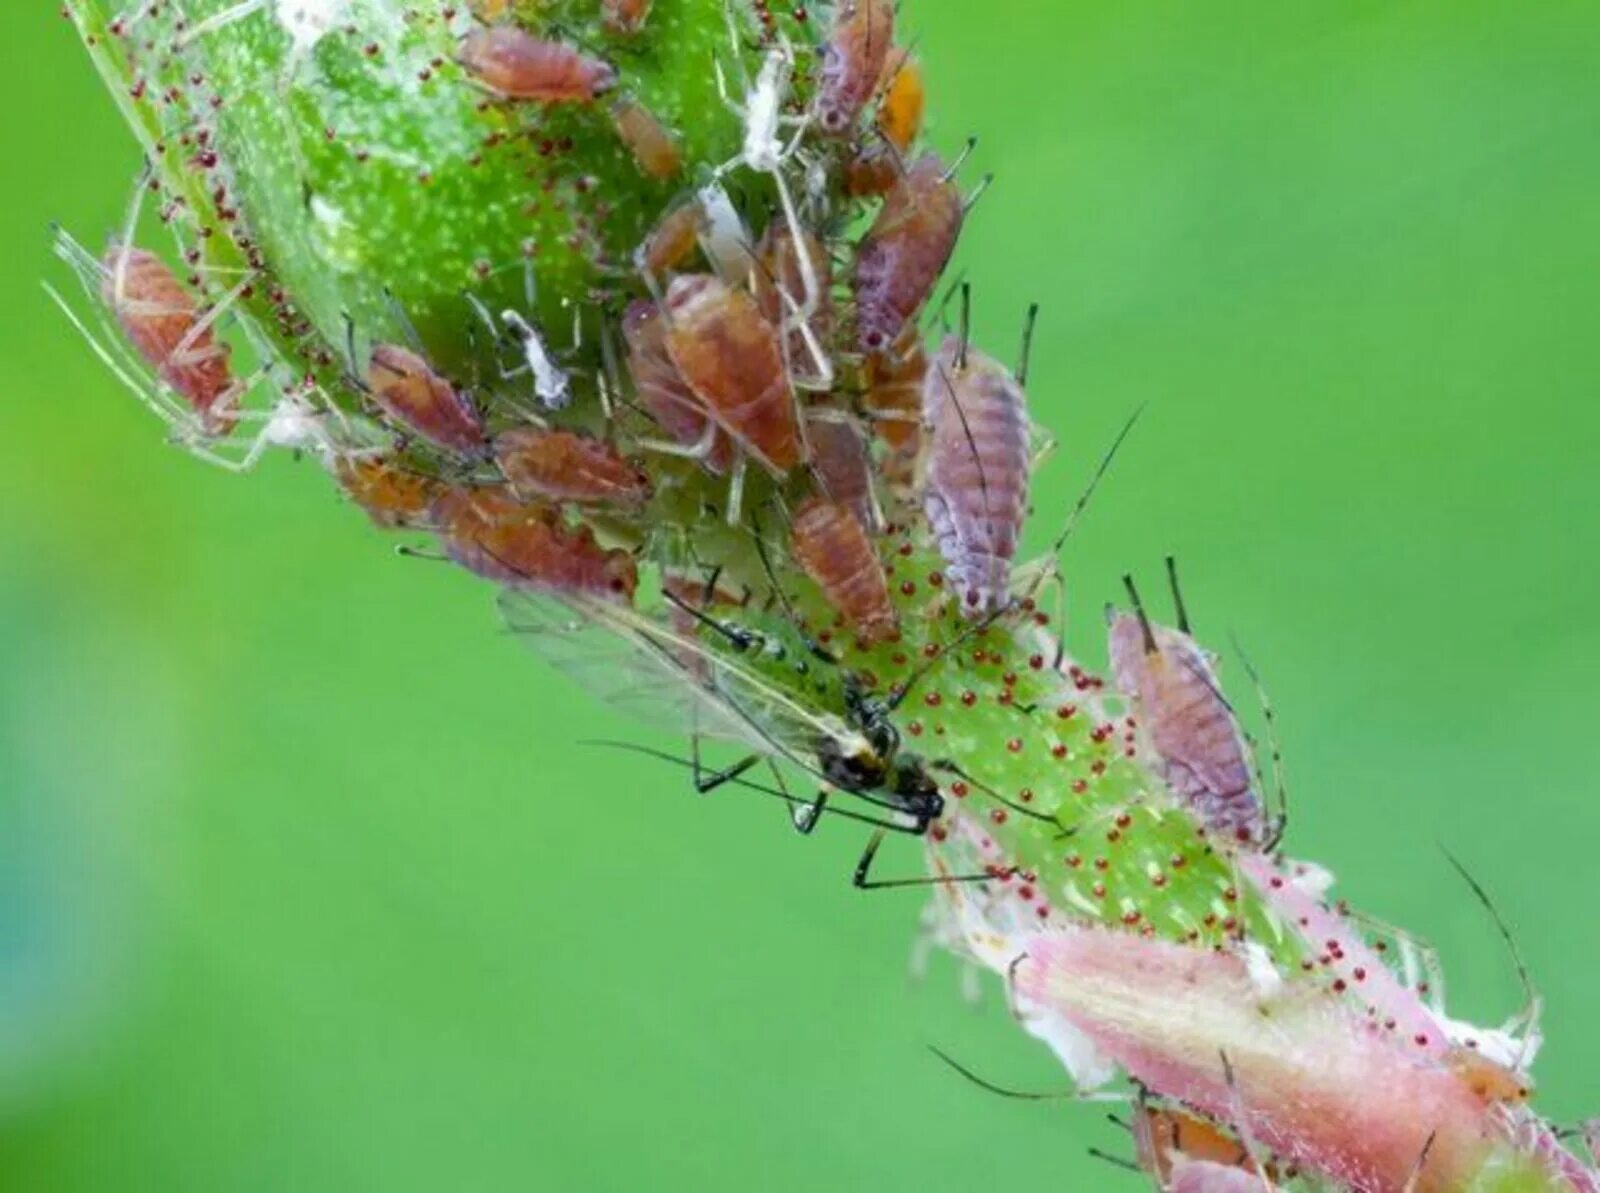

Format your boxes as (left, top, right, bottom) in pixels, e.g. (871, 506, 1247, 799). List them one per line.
(2, 2, 1597, 1189)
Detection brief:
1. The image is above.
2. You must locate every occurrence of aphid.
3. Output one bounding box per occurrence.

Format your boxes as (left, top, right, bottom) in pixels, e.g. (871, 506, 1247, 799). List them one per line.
(1445, 1049, 1532, 1106)
(855, 153, 965, 355)
(100, 245, 239, 435)
(921, 307, 1033, 616)
(456, 27, 617, 103)
(789, 495, 898, 644)
(815, 0, 895, 136)
(634, 196, 704, 282)
(662, 274, 802, 476)
(753, 219, 834, 386)
(499, 309, 571, 409)
(1134, 1105, 1275, 1188)
(493, 426, 652, 508)
(621, 299, 735, 474)
(433, 485, 637, 599)
(601, 0, 652, 35)
(805, 415, 880, 533)
(1108, 564, 1267, 846)
(366, 344, 488, 458)
(862, 330, 927, 483)
(876, 51, 925, 152)
(842, 143, 899, 199)
(611, 97, 681, 180)
(333, 454, 441, 530)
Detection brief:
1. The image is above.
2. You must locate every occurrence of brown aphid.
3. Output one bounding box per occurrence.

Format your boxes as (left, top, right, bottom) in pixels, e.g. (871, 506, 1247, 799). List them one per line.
(432, 485, 637, 599)
(855, 154, 964, 355)
(493, 426, 652, 508)
(333, 454, 442, 529)
(101, 246, 237, 436)
(635, 196, 704, 278)
(611, 97, 681, 180)
(805, 415, 879, 533)
(1445, 1048, 1533, 1107)
(622, 300, 736, 475)
(601, 0, 653, 35)
(876, 52, 925, 152)
(367, 344, 488, 458)
(862, 330, 926, 474)
(815, 0, 895, 136)
(753, 220, 834, 379)
(842, 143, 899, 198)
(457, 26, 617, 103)
(921, 335, 1030, 615)
(1107, 574, 1265, 845)
(1134, 1106, 1275, 1188)
(663, 274, 802, 476)
(789, 495, 897, 643)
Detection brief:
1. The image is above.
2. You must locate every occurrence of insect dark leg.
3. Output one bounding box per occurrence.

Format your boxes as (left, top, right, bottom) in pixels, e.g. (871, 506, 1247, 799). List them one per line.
(852, 830, 1016, 892)
(688, 735, 762, 794)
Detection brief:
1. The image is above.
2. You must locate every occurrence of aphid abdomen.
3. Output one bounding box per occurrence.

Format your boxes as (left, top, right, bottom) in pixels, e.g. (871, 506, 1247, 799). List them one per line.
(494, 427, 652, 508)
(611, 97, 681, 180)
(333, 455, 442, 529)
(102, 246, 237, 434)
(663, 275, 801, 475)
(790, 496, 897, 643)
(434, 486, 637, 599)
(621, 299, 735, 474)
(601, 0, 653, 35)
(805, 416, 879, 533)
(921, 339, 1031, 615)
(367, 344, 487, 458)
(1108, 619, 1265, 842)
(815, 0, 895, 136)
(854, 155, 964, 355)
(456, 27, 618, 103)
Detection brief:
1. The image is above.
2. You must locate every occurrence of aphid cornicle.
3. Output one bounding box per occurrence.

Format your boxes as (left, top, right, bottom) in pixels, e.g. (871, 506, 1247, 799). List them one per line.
(1107, 571, 1267, 846)
(433, 485, 637, 599)
(662, 274, 802, 475)
(621, 299, 735, 474)
(493, 426, 652, 509)
(921, 335, 1031, 616)
(456, 27, 618, 103)
(815, 0, 895, 136)
(789, 495, 898, 644)
(366, 344, 488, 458)
(854, 154, 965, 355)
(601, 0, 652, 35)
(805, 415, 879, 533)
(333, 454, 442, 529)
(611, 97, 681, 180)
(101, 245, 238, 435)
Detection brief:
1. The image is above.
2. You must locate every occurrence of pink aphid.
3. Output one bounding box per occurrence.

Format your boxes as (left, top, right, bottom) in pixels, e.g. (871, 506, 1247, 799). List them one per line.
(854, 153, 964, 355)
(1108, 568, 1265, 846)
(814, 0, 895, 136)
(621, 299, 735, 474)
(367, 344, 488, 458)
(102, 245, 237, 435)
(921, 334, 1031, 617)
(457, 27, 617, 103)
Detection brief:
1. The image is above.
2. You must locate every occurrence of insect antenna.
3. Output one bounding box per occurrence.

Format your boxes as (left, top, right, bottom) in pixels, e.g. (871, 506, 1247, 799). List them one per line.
(930, 268, 969, 334)
(1229, 633, 1289, 851)
(1165, 554, 1192, 635)
(660, 586, 756, 650)
(1122, 574, 1157, 654)
(1086, 1149, 1142, 1174)
(1439, 847, 1540, 1050)
(927, 1046, 1116, 1102)
(1015, 302, 1040, 386)
(1026, 404, 1143, 595)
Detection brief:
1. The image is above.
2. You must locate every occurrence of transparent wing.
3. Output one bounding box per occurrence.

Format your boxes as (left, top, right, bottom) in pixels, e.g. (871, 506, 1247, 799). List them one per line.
(498, 590, 869, 780)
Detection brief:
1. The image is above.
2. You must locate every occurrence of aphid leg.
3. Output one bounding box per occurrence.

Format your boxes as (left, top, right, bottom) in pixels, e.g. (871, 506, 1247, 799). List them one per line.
(1084, 1148, 1143, 1176)
(168, 268, 259, 366)
(724, 453, 749, 527)
(927, 759, 1056, 825)
(44, 281, 190, 428)
(636, 413, 722, 462)
(687, 737, 763, 794)
(1440, 848, 1543, 1064)
(852, 830, 1015, 892)
(1230, 634, 1289, 851)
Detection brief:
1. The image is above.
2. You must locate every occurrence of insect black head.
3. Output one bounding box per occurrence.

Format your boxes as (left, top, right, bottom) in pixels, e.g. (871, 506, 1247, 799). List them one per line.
(818, 735, 889, 794)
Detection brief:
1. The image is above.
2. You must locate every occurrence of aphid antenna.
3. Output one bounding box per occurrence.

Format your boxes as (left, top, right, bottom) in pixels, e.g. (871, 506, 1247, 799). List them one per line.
(44, 281, 187, 429)
(659, 585, 757, 651)
(1401, 1131, 1439, 1193)
(1228, 632, 1289, 851)
(581, 739, 915, 833)
(929, 759, 1056, 825)
(111, 158, 157, 309)
(884, 596, 1013, 712)
(927, 1046, 1122, 1103)
(963, 173, 995, 215)
(1122, 574, 1158, 654)
(1438, 846, 1541, 1051)
(1085, 1149, 1142, 1175)
(943, 135, 978, 181)
(1015, 302, 1041, 385)
(853, 828, 1019, 891)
